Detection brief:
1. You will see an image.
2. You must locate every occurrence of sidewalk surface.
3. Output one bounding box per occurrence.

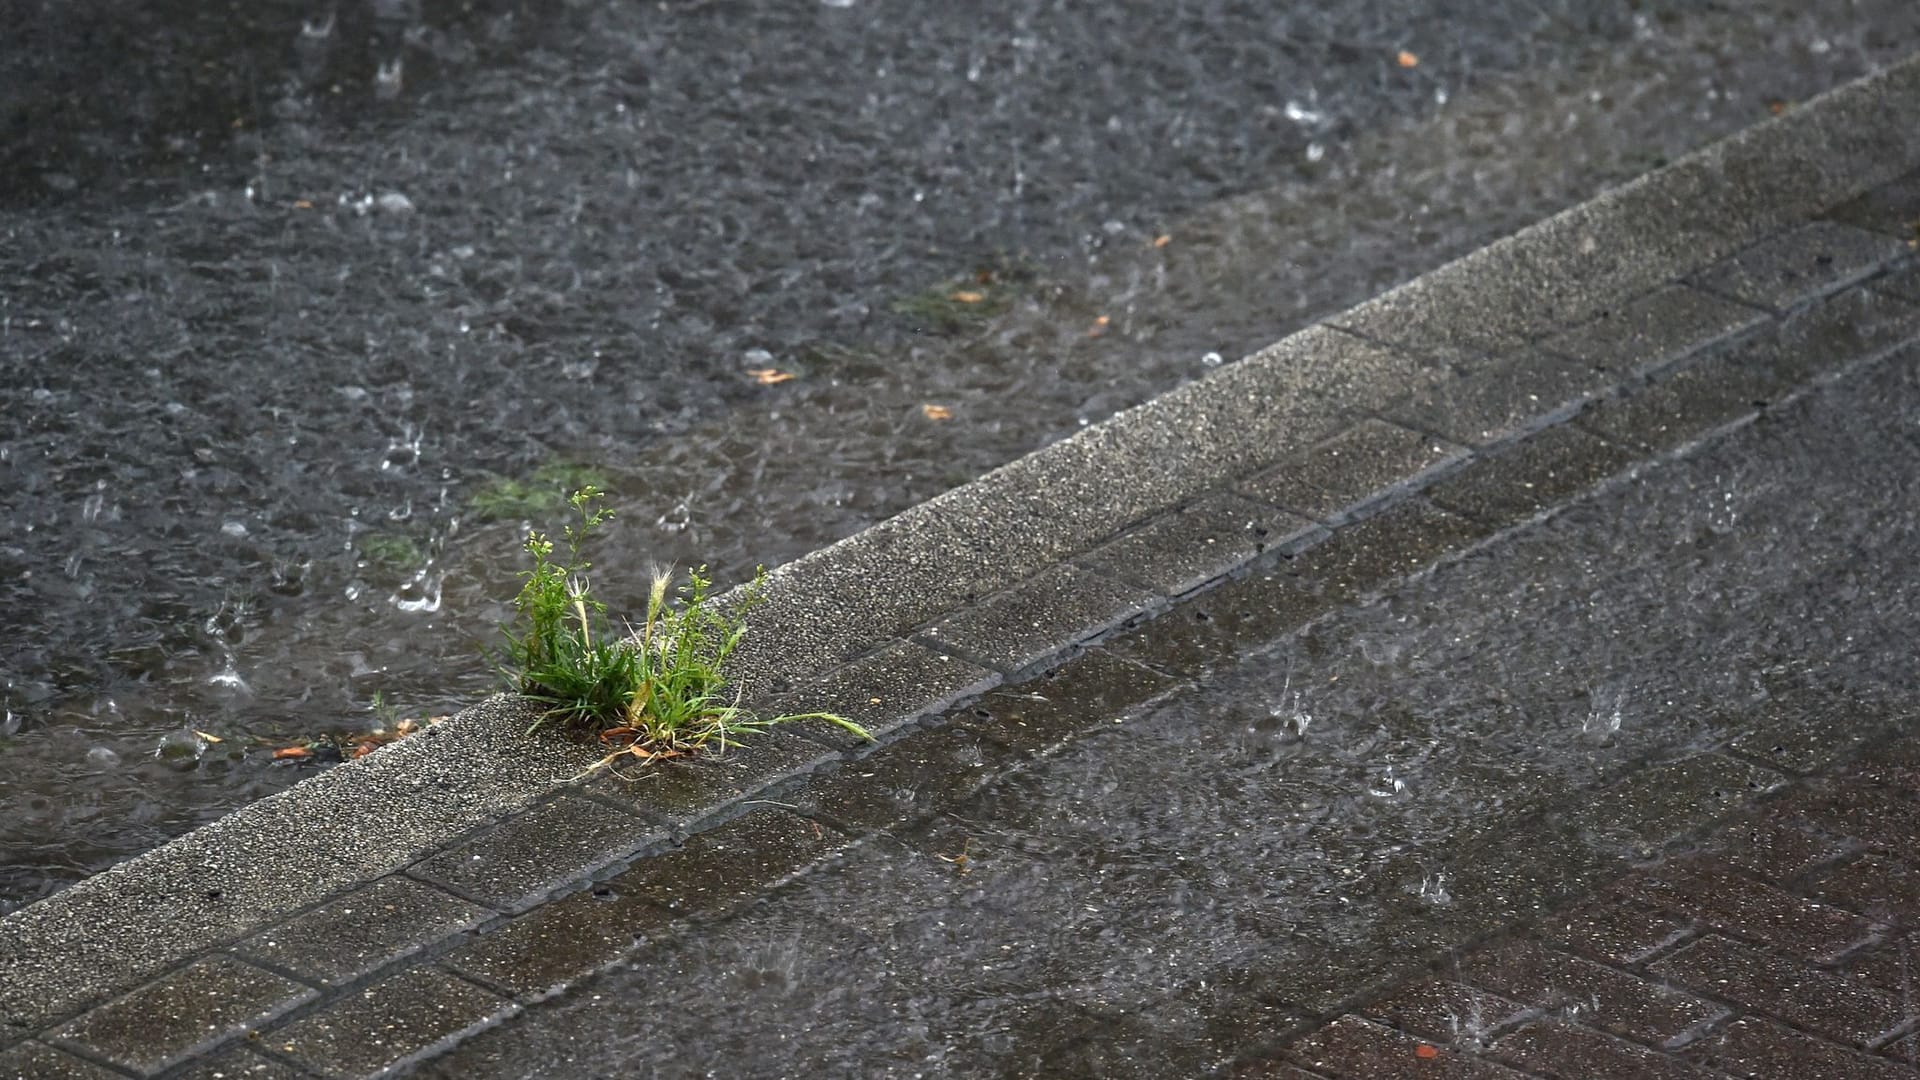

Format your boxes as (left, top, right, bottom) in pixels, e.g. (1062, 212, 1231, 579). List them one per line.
(6, 55, 1920, 1080)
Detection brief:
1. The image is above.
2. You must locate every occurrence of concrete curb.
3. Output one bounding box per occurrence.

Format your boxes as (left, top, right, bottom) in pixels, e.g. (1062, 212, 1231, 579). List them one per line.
(5, 50, 1920, 1074)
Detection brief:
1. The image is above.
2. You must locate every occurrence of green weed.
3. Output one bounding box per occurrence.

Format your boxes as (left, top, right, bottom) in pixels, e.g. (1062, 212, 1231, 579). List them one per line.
(470, 461, 615, 522)
(498, 488, 868, 764)
(356, 533, 427, 575)
(889, 265, 1028, 333)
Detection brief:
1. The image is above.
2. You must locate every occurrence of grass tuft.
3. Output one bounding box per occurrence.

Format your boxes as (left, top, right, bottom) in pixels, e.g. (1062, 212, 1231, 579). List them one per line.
(498, 488, 869, 767)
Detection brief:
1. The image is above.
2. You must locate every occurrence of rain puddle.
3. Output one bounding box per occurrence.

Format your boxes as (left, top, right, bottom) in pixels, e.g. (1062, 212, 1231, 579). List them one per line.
(423, 322, 1920, 1079)
(5, 0, 1919, 909)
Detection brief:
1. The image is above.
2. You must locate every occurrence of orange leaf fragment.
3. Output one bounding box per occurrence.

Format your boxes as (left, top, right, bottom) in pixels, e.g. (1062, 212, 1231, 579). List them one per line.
(1415, 1044, 1440, 1060)
(193, 730, 224, 744)
(949, 290, 986, 304)
(1152, 234, 1172, 248)
(1397, 49, 1420, 68)
(1767, 99, 1788, 116)
(292, 199, 314, 210)
(748, 368, 796, 385)
(272, 746, 313, 760)
(352, 743, 377, 759)
(921, 403, 953, 421)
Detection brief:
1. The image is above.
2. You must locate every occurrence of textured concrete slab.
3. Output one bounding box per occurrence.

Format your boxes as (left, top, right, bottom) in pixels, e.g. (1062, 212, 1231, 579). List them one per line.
(1078, 493, 1317, 598)
(1578, 351, 1787, 452)
(0, 694, 591, 1036)
(973, 649, 1179, 758)
(1425, 424, 1638, 530)
(772, 639, 1001, 752)
(1690, 220, 1911, 312)
(1824, 166, 1920, 238)
(49, 955, 314, 1076)
(0, 1042, 121, 1080)
(1384, 352, 1616, 447)
(172, 1045, 308, 1080)
(581, 729, 834, 832)
(1239, 419, 1466, 522)
(921, 563, 1157, 675)
(1540, 284, 1767, 378)
(234, 876, 491, 989)
(411, 795, 663, 913)
(273, 967, 512, 1079)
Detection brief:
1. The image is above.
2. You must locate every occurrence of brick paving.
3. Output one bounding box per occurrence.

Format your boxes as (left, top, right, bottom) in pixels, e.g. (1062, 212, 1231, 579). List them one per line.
(1256, 739, 1920, 1078)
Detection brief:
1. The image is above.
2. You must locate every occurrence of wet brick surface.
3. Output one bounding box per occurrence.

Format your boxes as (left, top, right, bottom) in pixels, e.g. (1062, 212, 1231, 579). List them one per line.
(411, 794, 664, 912)
(0, 1041, 121, 1080)
(771, 639, 1001, 751)
(235, 876, 491, 987)
(1690, 220, 1910, 312)
(1541, 283, 1766, 378)
(1238, 420, 1466, 523)
(273, 967, 511, 1078)
(921, 562, 1158, 674)
(1079, 492, 1319, 598)
(48, 955, 315, 1076)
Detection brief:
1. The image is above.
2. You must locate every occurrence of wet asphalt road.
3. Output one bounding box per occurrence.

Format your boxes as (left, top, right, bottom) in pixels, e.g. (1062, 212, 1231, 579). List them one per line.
(5, 0, 1920, 908)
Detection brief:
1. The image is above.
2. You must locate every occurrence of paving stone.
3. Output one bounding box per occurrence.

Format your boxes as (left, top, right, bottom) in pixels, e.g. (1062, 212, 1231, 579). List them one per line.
(1237, 420, 1467, 523)
(234, 876, 491, 987)
(1576, 350, 1786, 453)
(1880, 1032, 1920, 1069)
(1708, 806, 1853, 885)
(1424, 424, 1637, 530)
(591, 808, 848, 918)
(968, 648, 1179, 759)
(1113, 499, 1486, 681)
(1384, 353, 1616, 448)
(1683, 1014, 1920, 1080)
(1723, 689, 1904, 778)
(1105, 565, 1338, 680)
(1726, 285, 1920, 387)
(1839, 939, 1920, 999)
(1650, 934, 1915, 1047)
(1460, 941, 1725, 1045)
(1571, 753, 1785, 858)
(581, 728, 834, 831)
(1487, 1019, 1717, 1079)
(1289, 499, 1489, 601)
(1690, 221, 1910, 312)
(1824, 167, 1920, 241)
(1084, 983, 1307, 1079)
(1357, 980, 1532, 1047)
(1847, 732, 1920, 799)
(1874, 262, 1920, 304)
(1616, 862, 1877, 962)
(1813, 855, 1920, 927)
(769, 638, 1000, 751)
(0, 1042, 122, 1080)
(1079, 493, 1319, 598)
(1798, 787, 1920, 859)
(172, 1044, 310, 1080)
(784, 722, 1022, 833)
(1539, 901, 1696, 968)
(439, 877, 675, 1001)
(272, 967, 512, 1079)
(411, 794, 664, 912)
(49, 955, 315, 1077)
(1540, 284, 1767, 379)
(920, 562, 1157, 675)
(1285, 1014, 1528, 1079)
